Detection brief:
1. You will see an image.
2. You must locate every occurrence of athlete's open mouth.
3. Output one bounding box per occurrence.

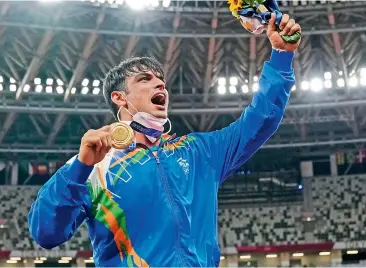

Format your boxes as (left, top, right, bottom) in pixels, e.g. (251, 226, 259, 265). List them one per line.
(151, 93, 166, 106)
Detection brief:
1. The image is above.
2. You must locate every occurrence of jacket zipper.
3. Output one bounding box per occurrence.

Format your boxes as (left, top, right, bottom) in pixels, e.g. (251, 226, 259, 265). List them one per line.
(154, 153, 186, 266)
(137, 137, 186, 265)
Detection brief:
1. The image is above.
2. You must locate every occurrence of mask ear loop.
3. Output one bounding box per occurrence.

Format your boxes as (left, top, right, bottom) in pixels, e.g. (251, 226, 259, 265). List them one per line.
(127, 100, 139, 115)
(115, 101, 137, 151)
(163, 118, 172, 135)
(117, 106, 135, 122)
(116, 106, 123, 122)
(113, 92, 137, 122)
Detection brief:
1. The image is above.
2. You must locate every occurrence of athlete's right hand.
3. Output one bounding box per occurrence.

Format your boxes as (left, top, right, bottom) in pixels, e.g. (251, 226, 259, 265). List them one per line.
(78, 125, 113, 166)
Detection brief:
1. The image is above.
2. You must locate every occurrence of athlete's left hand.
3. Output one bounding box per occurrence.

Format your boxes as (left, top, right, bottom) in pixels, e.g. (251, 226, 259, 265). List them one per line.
(267, 13, 301, 52)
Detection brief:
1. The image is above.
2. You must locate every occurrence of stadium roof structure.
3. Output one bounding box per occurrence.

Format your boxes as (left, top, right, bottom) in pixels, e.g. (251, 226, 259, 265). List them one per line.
(0, 0, 366, 167)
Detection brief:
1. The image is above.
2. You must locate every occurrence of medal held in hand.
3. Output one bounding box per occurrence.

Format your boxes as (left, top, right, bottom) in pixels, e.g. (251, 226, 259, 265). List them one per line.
(228, 0, 301, 44)
(110, 122, 134, 149)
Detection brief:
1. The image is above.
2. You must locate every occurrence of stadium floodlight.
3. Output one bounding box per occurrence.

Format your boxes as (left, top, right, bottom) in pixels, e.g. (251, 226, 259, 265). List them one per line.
(360, 77, 366, 86)
(253, 75, 258, 82)
(35, 85, 43, 93)
(56, 79, 64, 86)
(229, 76, 238, 86)
(310, 78, 323, 92)
(292, 253, 304, 257)
(239, 255, 251, 259)
(9, 85, 16, 92)
(301, 80, 309, 91)
(218, 77, 226, 86)
(82, 78, 89, 87)
(126, 0, 146, 10)
(349, 69, 356, 77)
(252, 82, 259, 92)
(338, 71, 343, 76)
(324, 80, 332, 89)
(10, 77, 16, 84)
(241, 85, 249, 93)
(93, 87, 100, 95)
(23, 84, 30, 92)
(162, 0, 170, 7)
(0, 76, 3, 83)
(46, 78, 53, 85)
(349, 76, 358, 87)
(229, 85, 237, 94)
(34, 78, 41, 85)
(92, 80, 101, 87)
(56, 86, 64, 94)
(81, 87, 89, 94)
(217, 85, 226, 95)
(360, 68, 366, 78)
(337, 78, 345, 88)
(71, 87, 77, 94)
(0, 85, 3, 91)
(324, 72, 331, 80)
(45, 86, 53, 93)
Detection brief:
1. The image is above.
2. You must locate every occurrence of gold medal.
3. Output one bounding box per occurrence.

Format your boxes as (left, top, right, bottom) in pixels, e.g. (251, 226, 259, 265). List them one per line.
(110, 122, 134, 149)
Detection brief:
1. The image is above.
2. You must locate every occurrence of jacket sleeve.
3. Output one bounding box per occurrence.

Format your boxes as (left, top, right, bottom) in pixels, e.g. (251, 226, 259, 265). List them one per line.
(191, 49, 295, 185)
(28, 156, 94, 249)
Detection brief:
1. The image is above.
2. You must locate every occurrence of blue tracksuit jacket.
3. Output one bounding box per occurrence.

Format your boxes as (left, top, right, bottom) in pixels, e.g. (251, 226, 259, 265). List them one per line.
(28, 49, 295, 267)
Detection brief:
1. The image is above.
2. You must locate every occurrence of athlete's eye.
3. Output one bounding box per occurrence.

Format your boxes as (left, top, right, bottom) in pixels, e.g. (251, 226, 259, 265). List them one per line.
(139, 75, 150, 82)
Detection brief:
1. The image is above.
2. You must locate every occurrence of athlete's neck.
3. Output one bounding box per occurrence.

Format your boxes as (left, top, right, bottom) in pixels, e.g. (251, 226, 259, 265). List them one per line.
(135, 131, 160, 148)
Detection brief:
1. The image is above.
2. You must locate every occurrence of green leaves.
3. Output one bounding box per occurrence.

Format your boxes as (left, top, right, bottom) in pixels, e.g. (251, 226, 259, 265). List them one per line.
(242, 0, 264, 7)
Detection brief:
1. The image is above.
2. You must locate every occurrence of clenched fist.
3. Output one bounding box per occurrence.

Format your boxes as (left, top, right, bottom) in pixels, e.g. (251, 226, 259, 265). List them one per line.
(267, 13, 301, 52)
(78, 126, 113, 166)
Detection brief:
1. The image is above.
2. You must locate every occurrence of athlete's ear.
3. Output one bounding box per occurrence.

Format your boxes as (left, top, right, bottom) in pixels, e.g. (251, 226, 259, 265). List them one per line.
(111, 91, 127, 108)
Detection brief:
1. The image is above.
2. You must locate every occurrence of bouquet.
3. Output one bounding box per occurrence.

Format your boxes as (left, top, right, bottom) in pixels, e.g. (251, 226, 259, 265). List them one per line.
(228, 0, 301, 43)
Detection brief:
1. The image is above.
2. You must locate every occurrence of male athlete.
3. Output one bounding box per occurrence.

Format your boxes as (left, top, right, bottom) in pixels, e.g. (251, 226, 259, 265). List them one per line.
(29, 13, 301, 267)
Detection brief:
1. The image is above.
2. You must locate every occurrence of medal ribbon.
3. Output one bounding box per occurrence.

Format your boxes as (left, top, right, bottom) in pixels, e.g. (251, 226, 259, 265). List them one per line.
(130, 121, 163, 139)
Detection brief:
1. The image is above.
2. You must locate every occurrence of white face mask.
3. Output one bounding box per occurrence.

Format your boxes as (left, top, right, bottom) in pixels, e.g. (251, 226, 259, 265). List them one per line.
(116, 98, 171, 143)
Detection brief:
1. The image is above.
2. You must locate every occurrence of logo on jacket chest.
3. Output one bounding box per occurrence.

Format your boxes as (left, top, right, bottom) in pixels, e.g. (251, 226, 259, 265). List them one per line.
(177, 157, 189, 174)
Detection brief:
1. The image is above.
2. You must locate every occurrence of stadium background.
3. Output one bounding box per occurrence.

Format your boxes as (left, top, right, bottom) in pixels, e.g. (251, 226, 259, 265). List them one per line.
(1, 0, 366, 266)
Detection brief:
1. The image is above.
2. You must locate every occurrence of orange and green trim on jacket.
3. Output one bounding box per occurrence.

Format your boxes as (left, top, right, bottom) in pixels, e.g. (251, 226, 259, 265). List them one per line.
(87, 179, 149, 268)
